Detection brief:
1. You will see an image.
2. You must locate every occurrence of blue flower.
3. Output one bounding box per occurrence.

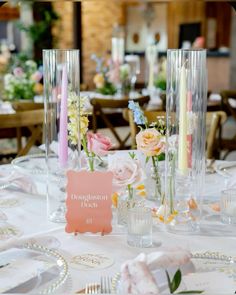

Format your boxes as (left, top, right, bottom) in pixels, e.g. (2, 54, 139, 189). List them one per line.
(128, 100, 147, 125)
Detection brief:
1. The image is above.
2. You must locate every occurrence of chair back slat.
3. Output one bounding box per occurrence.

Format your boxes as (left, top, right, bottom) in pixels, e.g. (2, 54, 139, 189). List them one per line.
(90, 95, 150, 149)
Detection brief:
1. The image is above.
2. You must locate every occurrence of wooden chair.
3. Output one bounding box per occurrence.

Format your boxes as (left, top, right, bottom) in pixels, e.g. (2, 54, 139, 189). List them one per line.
(124, 109, 227, 158)
(0, 108, 44, 157)
(220, 90, 236, 159)
(206, 111, 227, 159)
(90, 95, 150, 149)
(11, 101, 44, 111)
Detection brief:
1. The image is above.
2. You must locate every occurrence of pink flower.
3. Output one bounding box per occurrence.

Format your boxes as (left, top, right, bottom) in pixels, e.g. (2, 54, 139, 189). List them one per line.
(136, 128, 165, 157)
(31, 71, 42, 82)
(87, 132, 112, 156)
(107, 61, 120, 84)
(13, 67, 24, 77)
(108, 156, 144, 191)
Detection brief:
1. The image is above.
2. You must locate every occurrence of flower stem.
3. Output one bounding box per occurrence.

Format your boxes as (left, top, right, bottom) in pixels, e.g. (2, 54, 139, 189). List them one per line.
(169, 152, 176, 214)
(151, 156, 162, 199)
(82, 136, 94, 172)
(127, 184, 133, 200)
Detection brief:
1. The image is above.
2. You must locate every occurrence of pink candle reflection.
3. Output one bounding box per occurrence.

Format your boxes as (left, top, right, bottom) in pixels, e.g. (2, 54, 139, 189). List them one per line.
(58, 65, 68, 167)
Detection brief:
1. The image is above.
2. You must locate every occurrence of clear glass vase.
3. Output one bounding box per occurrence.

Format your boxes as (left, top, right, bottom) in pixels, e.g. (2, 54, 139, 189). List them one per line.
(117, 189, 144, 226)
(43, 49, 81, 223)
(146, 159, 164, 203)
(165, 49, 207, 232)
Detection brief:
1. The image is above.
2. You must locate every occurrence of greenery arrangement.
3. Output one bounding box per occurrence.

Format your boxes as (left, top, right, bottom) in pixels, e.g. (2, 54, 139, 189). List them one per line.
(92, 54, 131, 96)
(17, 3, 59, 63)
(154, 57, 167, 91)
(3, 59, 43, 101)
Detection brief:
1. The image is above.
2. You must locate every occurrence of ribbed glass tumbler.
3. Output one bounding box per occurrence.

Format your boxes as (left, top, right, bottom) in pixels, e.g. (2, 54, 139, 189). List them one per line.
(164, 49, 207, 232)
(43, 49, 80, 223)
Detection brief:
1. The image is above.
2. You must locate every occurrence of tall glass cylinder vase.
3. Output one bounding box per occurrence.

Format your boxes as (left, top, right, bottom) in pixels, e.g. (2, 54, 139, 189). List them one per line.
(165, 49, 207, 232)
(43, 49, 80, 223)
(145, 44, 158, 91)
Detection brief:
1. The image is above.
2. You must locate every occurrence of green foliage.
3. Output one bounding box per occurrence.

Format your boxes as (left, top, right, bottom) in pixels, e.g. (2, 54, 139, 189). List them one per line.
(17, 9, 59, 44)
(157, 152, 165, 161)
(155, 78, 166, 91)
(166, 269, 203, 294)
(97, 82, 117, 95)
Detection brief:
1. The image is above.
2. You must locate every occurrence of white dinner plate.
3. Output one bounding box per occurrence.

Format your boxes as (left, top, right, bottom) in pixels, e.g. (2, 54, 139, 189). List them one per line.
(11, 154, 47, 175)
(0, 243, 69, 294)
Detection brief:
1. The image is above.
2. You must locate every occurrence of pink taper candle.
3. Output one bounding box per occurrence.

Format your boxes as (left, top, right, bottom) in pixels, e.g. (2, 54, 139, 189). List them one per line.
(59, 65, 68, 167)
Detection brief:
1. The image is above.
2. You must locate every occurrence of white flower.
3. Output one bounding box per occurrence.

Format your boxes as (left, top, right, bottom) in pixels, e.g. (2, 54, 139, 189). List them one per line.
(4, 74, 14, 86)
(108, 155, 145, 191)
(25, 60, 37, 69)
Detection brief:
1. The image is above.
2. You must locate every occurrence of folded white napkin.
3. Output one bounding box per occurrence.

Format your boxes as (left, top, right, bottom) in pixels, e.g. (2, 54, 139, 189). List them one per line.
(120, 247, 191, 294)
(0, 170, 37, 194)
(0, 232, 61, 252)
(0, 233, 61, 293)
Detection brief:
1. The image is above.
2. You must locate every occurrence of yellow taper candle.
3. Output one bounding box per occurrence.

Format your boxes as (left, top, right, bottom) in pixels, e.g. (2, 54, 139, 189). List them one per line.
(178, 64, 188, 173)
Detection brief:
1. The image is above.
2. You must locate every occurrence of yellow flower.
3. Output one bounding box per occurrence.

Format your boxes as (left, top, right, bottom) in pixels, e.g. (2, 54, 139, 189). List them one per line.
(112, 192, 119, 208)
(67, 92, 90, 145)
(136, 184, 145, 190)
(34, 83, 43, 94)
(93, 73, 105, 88)
(80, 116, 89, 135)
(137, 190, 146, 197)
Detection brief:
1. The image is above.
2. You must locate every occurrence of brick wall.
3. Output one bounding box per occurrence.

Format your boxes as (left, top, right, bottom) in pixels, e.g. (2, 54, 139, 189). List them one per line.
(52, 2, 74, 49)
(52, 1, 125, 88)
(81, 1, 125, 87)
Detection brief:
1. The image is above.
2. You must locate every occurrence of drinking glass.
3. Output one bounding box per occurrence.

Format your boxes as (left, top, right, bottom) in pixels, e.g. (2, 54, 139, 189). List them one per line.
(43, 49, 81, 223)
(221, 189, 236, 224)
(127, 207, 152, 247)
(125, 55, 140, 94)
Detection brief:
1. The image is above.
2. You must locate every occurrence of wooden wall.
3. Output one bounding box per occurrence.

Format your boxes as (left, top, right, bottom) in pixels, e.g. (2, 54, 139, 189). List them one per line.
(167, 2, 206, 49)
(52, 2, 74, 49)
(206, 2, 232, 48)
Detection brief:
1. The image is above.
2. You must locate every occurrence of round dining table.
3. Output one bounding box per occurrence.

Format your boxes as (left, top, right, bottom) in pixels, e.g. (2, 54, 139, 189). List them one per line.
(0, 151, 235, 294)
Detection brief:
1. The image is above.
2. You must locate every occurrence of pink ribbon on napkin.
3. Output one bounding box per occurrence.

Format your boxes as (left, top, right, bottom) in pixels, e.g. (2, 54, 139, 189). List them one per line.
(120, 247, 192, 294)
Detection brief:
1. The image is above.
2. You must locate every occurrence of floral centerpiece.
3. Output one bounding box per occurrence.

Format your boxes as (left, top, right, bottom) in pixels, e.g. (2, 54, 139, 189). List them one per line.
(67, 93, 112, 171)
(67, 94, 146, 226)
(128, 101, 165, 203)
(154, 57, 166, 91)
(92, 54, 131, 96)
(3, 60, 43, 101)
(108, 151, 146, 225)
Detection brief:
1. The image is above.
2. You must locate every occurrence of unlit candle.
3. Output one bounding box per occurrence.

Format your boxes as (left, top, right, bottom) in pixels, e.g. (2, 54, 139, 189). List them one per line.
(58, 65, 68, 168)
(178, 64, 188, 173)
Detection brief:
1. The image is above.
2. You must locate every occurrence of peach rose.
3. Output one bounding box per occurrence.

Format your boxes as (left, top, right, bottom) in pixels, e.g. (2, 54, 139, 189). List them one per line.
(136, 128, 165, 157)
(87, 132, 112, 156)
(93, 73, 105, 88)
(108, 156, 144, 191)
(31, 71, 43, 82)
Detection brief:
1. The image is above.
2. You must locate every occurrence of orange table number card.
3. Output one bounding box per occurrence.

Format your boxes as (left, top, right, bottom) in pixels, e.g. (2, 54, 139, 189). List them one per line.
(65, 170, 113, 235)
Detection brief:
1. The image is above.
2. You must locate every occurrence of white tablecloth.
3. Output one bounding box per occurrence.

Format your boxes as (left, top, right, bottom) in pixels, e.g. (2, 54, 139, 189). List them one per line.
(0, 155, 236, 293)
